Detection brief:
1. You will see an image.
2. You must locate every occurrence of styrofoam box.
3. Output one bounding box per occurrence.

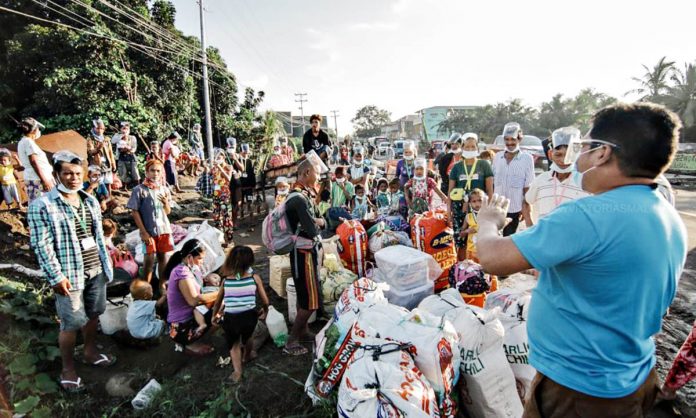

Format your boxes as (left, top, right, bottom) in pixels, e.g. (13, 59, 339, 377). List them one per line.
(373, 245, 441, 292)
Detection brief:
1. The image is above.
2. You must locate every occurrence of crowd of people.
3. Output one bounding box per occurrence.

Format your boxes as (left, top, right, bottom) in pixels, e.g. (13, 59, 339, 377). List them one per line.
(6, 104, 695, 415)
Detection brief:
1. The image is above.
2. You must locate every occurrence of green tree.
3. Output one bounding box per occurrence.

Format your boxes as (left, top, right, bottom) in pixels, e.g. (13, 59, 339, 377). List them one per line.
(664, 62, 696, 128)
(627, 56, 675, 101)
(351, 105, 391, 138)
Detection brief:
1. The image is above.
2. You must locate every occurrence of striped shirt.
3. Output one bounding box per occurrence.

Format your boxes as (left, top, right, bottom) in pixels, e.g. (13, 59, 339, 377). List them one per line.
(492, 151, 536, 213)
(525, 171, 589, 224)
(28, 188, 113, 290)
(223, 273, 257, 314)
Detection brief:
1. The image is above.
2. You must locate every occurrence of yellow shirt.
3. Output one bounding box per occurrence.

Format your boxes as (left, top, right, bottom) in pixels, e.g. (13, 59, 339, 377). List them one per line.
(465, 212, 478, 255)
(0, 165, 16, 186)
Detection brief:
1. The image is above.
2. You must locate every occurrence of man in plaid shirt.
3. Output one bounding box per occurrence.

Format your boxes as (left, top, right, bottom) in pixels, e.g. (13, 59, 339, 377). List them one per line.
(28, 151, 115, 392)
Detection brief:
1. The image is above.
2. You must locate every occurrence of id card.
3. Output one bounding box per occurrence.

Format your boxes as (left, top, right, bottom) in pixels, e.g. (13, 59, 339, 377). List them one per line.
(242, 172, 248, 178)
(81, 237, 97, 250)
(245, 194, 253, 202)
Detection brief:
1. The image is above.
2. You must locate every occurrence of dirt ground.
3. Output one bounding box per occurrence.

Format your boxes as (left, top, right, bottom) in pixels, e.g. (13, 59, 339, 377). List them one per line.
(0, 176, 694, 417)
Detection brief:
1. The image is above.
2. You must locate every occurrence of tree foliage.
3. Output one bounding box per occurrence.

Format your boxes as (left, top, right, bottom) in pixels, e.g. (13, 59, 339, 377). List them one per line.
(351, 105, 391, 138)
(0, 0, 247, 149)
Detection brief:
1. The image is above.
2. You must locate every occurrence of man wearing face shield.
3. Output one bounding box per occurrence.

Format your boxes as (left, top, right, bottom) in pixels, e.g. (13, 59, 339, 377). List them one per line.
(278, 136, 295, 162)
(28, 151, 115, 392)
(491, 122, 535, 236)
(395, 140, 418, 188)
(17, 117, 54, 202)
(475, 103, 687, 417)
(524, 127, 588, 226)
(437, 132, 464, 195)
(266, 141, 291, 169)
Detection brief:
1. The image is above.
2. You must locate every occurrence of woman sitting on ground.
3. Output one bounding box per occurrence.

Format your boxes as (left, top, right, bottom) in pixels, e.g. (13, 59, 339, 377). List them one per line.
(164, 239, 218, 356)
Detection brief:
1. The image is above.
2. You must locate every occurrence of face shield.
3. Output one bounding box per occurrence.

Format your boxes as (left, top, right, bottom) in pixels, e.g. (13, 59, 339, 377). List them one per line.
(304, 150, 329, 174)
(563, 138, 619, 165)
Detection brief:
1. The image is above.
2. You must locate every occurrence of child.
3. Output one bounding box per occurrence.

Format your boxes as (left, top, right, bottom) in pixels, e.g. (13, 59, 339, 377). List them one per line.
(463, 188, 484, 262)
(387, 178, 405, 217)
(84, 165, 112, 212)
(147, 141, 164, 162)
(192, 273, 222, 336)
(212, 246, 270, 384)
(351, 184, 375, 220)
(404, 158, 449, 217)
(374, 178, 390, 215)
(274, 177, 290, 208)
(330, 166, 354, 209)
(127, 280, 166, 340)
(195, 160, 214, 198)
(102, 218, 118, 252)
(0, 148, 22, 210)
(127, 159, 173, 283)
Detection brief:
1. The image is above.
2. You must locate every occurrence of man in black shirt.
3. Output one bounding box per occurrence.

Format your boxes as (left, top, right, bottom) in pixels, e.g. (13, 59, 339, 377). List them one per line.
(283, 159, 325, 356)
(302, 114, 331, 163)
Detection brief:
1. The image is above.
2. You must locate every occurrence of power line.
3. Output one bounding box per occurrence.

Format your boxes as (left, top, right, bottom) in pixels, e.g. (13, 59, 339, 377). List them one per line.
(295, 93, 308, 133)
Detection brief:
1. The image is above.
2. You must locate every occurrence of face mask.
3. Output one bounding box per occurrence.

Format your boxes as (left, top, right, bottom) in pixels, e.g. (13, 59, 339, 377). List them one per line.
(551, 163, 573, 174)
(462, 150, 479, 159)
(414, 175, 425, 181)
(507, 145, 520, 153)
(353, 160, 363, 167)
(404, 155, 414, 161)
(57, 181, 79, 195)
(378, 190, 387, 195)
(452, 149, 462, 155)
(336, 178, 345, 184)
(573, 147, 603, 191)
(273, 149, 281, 155)
(277, 189, 289, 196)
(34, 131, 41, 140)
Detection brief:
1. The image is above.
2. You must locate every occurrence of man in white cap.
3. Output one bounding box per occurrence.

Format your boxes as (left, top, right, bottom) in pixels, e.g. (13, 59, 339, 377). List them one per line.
(111, 121, 139, 190)
(491, 122, 535, 236)
(86, 118, 116, 196)
(17, 117, 54, 202)
(28, 150, 115, 392)
(525, 127, 588, 225)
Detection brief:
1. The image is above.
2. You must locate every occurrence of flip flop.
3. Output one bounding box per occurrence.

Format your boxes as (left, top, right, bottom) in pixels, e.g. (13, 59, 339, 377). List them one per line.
(184, 345, 215, 357)
(59, 376, 85, 393)
(282, 344, 308, 356)
(83, 353, 117, 368)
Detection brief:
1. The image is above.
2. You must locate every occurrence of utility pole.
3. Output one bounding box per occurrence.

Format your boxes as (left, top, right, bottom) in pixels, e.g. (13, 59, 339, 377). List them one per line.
(295, 93, 308, 133)
(330, 110, 340, 139)
(198, 0, 214, 165)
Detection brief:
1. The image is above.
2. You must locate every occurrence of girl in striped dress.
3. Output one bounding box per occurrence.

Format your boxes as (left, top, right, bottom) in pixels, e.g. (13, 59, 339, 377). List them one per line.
(212, 246, 269, 384)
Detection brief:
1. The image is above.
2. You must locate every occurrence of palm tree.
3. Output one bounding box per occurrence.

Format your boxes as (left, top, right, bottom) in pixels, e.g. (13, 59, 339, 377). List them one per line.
(664, 63, 696, 127)
(627, 56, 676, 101)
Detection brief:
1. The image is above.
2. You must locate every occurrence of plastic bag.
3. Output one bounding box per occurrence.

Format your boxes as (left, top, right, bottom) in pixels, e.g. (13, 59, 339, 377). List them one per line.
(322, 267, 357, 303)
(266, 306, 288, 347)
(374, 245, 442, 291)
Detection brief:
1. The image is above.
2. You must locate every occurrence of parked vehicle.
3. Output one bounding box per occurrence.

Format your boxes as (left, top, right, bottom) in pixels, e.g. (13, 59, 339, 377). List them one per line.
(393, 140, 406, 159)
(373, 142, 395, 161)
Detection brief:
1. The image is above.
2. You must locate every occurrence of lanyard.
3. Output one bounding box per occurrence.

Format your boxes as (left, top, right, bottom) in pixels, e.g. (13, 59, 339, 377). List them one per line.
(462, 159, 479, 191)
(67, 198, 89, 234)
(403, 161, 412, 178)
(553, 175, 570, 207)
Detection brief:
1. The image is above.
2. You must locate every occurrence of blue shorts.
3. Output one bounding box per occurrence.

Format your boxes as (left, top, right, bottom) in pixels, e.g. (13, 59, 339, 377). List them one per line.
(54, 272, 107, 331)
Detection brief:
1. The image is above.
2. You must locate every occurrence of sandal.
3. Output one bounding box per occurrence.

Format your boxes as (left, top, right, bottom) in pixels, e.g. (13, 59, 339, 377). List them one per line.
(83, 353, 117, 368)
(282, 344, 308, 356)
(184, 345, 215, 357)
(59, 376, 85, 393)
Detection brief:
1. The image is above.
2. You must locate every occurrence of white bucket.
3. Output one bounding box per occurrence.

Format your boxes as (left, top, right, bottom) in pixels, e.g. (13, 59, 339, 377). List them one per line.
(99, 296, 131, 335)
(286, 279, 317, 324)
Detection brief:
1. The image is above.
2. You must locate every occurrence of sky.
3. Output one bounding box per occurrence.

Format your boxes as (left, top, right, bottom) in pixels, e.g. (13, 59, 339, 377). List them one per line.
(170, 0, 696, 136)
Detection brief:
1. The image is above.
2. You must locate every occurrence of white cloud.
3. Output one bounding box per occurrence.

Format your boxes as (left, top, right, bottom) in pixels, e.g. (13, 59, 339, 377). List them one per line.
(241, 74, 269, 90)
(347, 21, 399, 31)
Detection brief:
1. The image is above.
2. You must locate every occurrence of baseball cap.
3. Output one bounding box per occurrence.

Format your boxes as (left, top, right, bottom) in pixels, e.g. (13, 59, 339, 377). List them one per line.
(551, 127, 581, 149)
(502, 122, 522, 138)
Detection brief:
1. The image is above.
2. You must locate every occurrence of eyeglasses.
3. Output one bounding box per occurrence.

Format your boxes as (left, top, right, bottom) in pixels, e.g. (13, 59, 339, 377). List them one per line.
(564, 139, 619, 165)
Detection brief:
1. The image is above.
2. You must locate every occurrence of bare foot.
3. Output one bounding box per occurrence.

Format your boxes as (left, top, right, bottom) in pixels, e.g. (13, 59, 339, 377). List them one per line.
(226, 370, 242, 384)
(193, 324, 207, 339)
(243, 350, 258, 363)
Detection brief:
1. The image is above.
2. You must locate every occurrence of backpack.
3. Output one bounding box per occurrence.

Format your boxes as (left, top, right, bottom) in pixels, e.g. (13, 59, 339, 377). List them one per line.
(262, 191, 314, 255)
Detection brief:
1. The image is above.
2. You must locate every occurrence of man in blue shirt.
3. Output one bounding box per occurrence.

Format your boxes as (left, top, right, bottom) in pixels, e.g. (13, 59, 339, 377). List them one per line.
(475, 103, 687, 417)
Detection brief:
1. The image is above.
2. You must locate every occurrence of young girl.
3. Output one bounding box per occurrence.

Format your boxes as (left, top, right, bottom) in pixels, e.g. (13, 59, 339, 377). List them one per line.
(0, 148, 22, 210)
(404, 158, 449, 217)
(374, 178, 390, 215)
(387, 178, 405, 217)
(351, 184, 374, 220)
(463, 188, 484, 262)
(212, 246, 270, 384)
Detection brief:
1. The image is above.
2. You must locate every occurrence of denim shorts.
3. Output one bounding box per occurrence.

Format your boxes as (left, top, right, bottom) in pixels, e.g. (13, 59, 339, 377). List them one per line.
(55, 272, 107, 331)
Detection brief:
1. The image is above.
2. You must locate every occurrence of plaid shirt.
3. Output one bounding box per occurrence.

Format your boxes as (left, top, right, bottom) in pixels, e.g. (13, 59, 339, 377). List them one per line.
(195, 173, 214, 197)
(28, 188, 113, 290)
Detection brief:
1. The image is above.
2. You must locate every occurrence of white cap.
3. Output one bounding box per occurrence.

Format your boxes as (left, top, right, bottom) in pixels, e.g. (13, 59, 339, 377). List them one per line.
(404, 140, 416, 151)
(275, 176, 289, 185)
(414, 158, 427, 168)
(462, 132, 478, 142)
(502, 122, 522, 138)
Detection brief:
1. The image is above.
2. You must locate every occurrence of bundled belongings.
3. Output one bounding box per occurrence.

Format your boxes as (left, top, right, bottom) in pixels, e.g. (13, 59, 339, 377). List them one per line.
(411, 210, 457, 291)
(337, 337, 440, 418)
(418, 289, 523, 418)
(269, 254, 292, 298)
(336, 220, 368, 277)
(367, 229, 412, 255)
(356, 306, 460, 418)
(451, 260, 498, 307)
(484, 286, 535, 400)
(373, 245, 441, 292)
(321, 254, 358, 303)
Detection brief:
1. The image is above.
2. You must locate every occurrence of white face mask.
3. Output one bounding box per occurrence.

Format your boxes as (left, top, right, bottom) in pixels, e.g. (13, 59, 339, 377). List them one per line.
(277, 189, 289, 196)
(273, 149, 281, 155)
(34, 131, 41, 140)
(507, 145, 520, 153)
(404, 154, 414, 161)
(353, 160, 363, 167)
(414, 175, 425, 181)
(336, 178, 345, 184)
(461, 150, 479, 159)
(57, 181, 79, 195)
(452, 148, 462, 155)
(573, 148, 602, 191)
(551, 163, 573, 174)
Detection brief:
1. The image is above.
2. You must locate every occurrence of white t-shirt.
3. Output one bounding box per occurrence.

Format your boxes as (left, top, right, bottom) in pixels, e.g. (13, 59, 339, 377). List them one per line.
(525, 170, 588, 224)
(17, 137, 52, 182)
(126, 300, 165, 340)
